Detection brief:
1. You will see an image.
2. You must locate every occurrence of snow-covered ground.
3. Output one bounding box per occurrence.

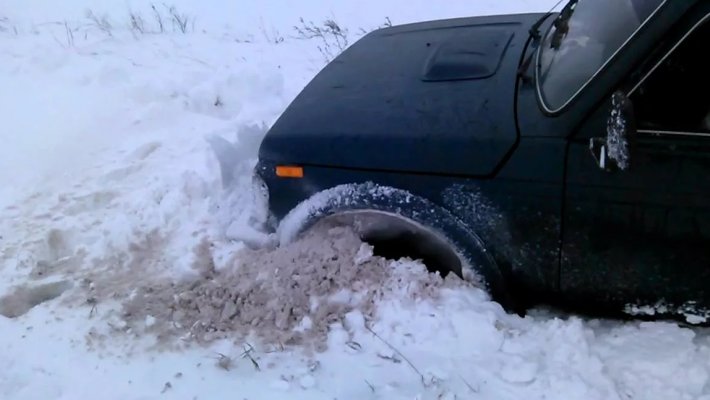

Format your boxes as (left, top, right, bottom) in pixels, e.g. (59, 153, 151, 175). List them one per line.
(2, 1, 710, 399)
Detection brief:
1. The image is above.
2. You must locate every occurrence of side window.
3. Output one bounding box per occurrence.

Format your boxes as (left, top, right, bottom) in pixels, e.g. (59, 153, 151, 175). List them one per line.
(630, 17, 710, 134)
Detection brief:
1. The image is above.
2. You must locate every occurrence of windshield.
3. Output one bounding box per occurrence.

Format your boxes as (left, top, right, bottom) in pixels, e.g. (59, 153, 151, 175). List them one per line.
(536, 0, 665, 112)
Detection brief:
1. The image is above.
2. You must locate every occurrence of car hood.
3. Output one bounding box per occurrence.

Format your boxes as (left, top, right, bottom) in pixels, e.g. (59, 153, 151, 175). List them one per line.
(259, 13, 543, 176)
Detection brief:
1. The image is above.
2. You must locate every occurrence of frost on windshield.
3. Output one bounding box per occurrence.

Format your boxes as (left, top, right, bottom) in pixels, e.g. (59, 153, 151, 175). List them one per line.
(606, 92, 631, 170)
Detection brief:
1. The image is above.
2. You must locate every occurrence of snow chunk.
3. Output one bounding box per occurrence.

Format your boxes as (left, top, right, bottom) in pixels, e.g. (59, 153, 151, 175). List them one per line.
(606, 92, 632, 170)
(354, 243, 374, 265)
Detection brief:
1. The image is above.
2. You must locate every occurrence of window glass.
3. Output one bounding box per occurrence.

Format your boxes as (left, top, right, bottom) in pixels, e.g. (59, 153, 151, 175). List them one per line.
(631, 18, 710, 133)
(537, 0, 665, 112)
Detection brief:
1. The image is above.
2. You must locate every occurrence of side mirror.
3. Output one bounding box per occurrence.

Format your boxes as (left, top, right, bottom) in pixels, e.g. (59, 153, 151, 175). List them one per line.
(590, 91, 637, 171)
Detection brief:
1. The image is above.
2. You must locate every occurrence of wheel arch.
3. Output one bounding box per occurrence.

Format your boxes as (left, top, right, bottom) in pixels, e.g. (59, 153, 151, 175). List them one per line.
(276, 182, 516, 310)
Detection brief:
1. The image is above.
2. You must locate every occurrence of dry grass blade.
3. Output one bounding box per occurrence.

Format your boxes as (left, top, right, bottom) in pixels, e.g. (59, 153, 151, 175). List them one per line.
(129, 12, 146, 34)
(87, 297, 98, 318)
(292, 17, 350, 62)
(377, 351, 402, 364)
(241, 343, 261, 371)
(85, 10, 113, 36)
(459, 373, 480, 393)
(346, 340, 362, 351)
(365, 325, 426, 386)
(151, 5, 164, 33)
(165, 4, 190, 33)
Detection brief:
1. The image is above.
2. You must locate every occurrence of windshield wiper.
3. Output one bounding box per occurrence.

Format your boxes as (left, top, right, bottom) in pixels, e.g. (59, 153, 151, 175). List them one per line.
(550, 0, 579, 49)
(518, 0, 567, 82)
(528, 0, 566, 41)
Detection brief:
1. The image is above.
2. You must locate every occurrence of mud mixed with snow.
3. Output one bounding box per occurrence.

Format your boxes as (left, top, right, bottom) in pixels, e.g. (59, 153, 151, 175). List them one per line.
(2, 1, 710, 399)
(113, 225, 461, 352)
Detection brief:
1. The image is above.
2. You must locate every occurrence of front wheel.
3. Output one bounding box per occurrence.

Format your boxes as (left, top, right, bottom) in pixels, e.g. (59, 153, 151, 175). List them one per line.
(276, 182, 518, 311)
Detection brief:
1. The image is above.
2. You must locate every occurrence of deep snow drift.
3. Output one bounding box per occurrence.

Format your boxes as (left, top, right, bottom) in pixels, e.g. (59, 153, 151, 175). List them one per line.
(2, 2, 710, 399)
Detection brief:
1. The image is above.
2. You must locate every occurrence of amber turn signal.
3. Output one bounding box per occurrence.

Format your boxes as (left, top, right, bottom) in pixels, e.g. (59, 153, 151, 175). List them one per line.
(275, 165, 304, 178)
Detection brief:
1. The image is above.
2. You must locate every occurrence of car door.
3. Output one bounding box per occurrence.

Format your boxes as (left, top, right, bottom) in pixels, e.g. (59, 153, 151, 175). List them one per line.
(561, 11, 710, 315)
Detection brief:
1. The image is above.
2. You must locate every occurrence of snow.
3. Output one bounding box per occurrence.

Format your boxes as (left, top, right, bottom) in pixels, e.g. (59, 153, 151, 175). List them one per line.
(2, 1, 710, 400)
(606, 91, 632, 170)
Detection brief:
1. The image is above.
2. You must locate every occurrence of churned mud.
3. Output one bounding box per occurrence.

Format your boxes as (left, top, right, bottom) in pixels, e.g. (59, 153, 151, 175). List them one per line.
(109, 224, 466, 350)
(0, 280, 73, 318)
